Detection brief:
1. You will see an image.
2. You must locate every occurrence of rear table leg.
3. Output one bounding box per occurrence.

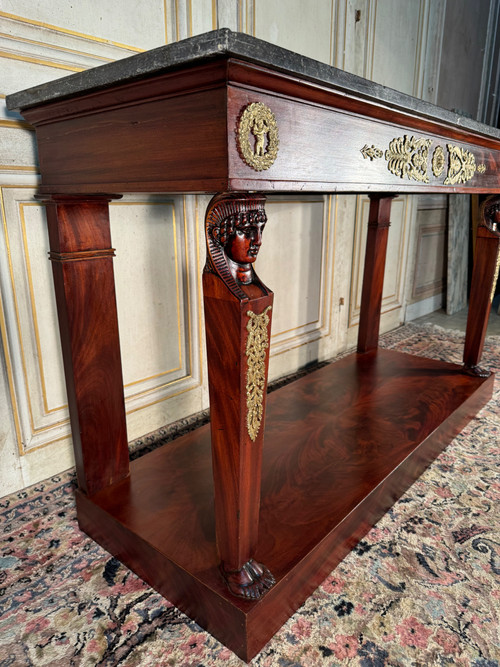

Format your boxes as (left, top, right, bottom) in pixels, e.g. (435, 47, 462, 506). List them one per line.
(463, 196, 500, 377)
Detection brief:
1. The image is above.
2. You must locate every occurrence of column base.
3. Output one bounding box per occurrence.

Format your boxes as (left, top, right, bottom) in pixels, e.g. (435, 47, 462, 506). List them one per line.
(463, 363, 491, 378)
(220, 559, 275, 600)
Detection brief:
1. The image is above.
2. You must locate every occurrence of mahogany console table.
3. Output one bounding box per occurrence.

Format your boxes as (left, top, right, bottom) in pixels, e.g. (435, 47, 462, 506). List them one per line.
(7, 29, 500, 661)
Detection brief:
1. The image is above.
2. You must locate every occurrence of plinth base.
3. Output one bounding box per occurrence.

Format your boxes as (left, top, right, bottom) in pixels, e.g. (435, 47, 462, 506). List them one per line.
(76, 349, 493, 661)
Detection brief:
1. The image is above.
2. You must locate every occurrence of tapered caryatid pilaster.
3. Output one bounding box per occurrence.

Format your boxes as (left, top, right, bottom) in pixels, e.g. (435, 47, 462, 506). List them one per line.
(40, 194, 130, 497)
(463, 196, 500, 376)
(203, 193, 275, 600)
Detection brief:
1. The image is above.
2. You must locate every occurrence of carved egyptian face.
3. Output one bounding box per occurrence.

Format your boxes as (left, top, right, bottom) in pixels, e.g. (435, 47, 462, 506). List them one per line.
(225, 219, 266, 265)
(223, 210, 267, 266)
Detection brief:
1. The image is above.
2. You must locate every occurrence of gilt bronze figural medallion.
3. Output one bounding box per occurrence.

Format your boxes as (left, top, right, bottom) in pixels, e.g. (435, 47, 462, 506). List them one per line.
(237, 102, 279, 171)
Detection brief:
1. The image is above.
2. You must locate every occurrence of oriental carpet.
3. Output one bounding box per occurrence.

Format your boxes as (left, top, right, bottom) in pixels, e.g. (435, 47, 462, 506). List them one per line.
(1, 324, 499, 666)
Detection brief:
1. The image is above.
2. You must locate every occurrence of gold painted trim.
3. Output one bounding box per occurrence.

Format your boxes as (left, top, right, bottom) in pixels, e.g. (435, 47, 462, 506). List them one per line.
(0, 11, 143, 52)
(17, 430, 72, 455)
(126, 379, 199, 415)
(326, 194, 339, 337)
(114, 196, 203, 410)
(273, 318, 321, 338)
(164, 0, 169, 43)
(0, 49, 85, 72)
(0, 119, 34, 131)
(329, 0, 336, 66)
(172, 204, 183, 368)
(324, 194, 335, 339)
(0, 30, 114, 62)
(212, 0, 218, 31)
(411, 0, 427, 98)
(349, 196, 369, 319)
(267, 197, 335, 359)
(110, 201, 183, 388)
(2, 195, 38, 445)
(347, 302, 405, 330)
(174, 0, 180, 42)
(365, 0, 375, 79)
(20, 202, 67, 418)
(18, 198, 197, 443)
(0, 187, 23, 454)
(0, 165, 39, 172)
(111, 197, 204, 405)
(270, 333, 323, 357)
(21, 199, 187, 424)
(2, 191, 201, 451)
(3, 196, 63, 443)
(265, 198, 327, 340)
(188, 0, 193, 37)
(477, 164, 487, 174)
(195, 195, 204, 384)
(246, 306, 272, 442)
(183, 196, 193, 379)
(350, 196, 408, 320)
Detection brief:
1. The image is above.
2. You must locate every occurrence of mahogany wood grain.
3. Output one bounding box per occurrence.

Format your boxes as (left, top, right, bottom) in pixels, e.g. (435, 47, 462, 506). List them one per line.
(75, 348, 493, 661)
(203, 272, 274, 590)
(226, 60, 500, 151)
(226, 86, 500, 193)
(203, 274, 272, 568)
(19, 57, 500, 195)
(357, 195, 395, 353)
(43, 196, 129, 496)
(31, 88, 229, 193)
(23, 61, 230, 126)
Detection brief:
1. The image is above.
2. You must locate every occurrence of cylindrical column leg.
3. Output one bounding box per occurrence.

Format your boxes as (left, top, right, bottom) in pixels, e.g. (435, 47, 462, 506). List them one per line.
(42, 194, 129, 496)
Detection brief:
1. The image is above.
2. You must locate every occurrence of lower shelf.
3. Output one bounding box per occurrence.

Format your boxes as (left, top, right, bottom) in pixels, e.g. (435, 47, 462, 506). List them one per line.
(76, 348, 493, 661)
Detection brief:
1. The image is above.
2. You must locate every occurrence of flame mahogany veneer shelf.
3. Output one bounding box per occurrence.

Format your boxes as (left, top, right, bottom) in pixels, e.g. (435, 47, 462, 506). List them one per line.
(76, 349, 493, 660)
(6, 28, 500, 663)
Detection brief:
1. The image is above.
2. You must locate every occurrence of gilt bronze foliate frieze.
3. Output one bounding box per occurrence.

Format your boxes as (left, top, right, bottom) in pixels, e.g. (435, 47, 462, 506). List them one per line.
(245, 306, 272, 442)
(361, 135, 487, 186)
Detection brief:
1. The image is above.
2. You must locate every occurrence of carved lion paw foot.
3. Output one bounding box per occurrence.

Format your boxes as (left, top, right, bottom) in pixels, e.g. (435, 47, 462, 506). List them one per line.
(463, 364, 491, 378)
(221, 558, 275, 600)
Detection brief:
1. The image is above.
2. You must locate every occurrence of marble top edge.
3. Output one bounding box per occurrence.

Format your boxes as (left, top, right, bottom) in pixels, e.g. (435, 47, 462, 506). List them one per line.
(6, 28, 500, 140)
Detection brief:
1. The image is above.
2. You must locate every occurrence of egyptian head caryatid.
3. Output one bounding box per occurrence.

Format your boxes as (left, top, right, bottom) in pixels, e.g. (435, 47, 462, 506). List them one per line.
(205, 193, 267, 298)
(481, 196, 500, 235)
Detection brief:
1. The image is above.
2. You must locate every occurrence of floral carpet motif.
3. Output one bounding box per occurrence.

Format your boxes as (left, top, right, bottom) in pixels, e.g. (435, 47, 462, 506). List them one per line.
(0, 324, 499, 666)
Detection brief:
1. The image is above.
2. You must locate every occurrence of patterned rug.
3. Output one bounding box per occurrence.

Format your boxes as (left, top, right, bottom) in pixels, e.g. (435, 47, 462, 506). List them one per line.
(1, 324, 499, 667)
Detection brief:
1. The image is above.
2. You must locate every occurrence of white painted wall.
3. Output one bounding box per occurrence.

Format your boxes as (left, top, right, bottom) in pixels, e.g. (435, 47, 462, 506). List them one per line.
(0, 0, 497, 496)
